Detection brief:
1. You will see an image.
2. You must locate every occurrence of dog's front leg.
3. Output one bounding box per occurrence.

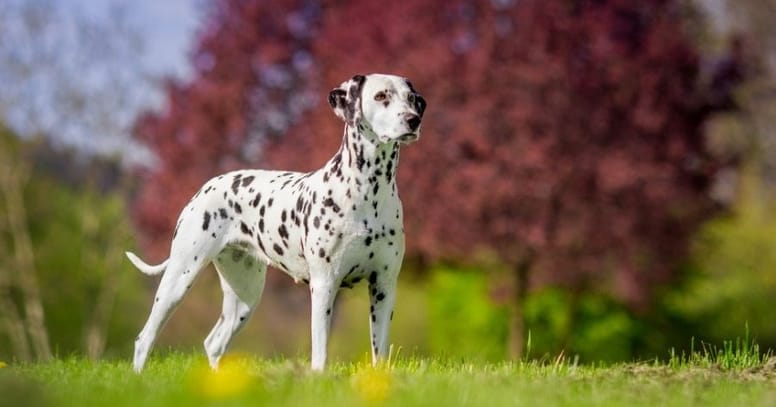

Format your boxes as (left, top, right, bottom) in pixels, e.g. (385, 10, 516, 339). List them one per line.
(368, 271, 398, 365)
(309, 276, 337, 371)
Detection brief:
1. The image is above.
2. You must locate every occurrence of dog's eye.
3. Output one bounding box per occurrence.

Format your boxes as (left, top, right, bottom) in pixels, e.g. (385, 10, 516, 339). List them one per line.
(407, 93, 416, 104)
(374, 92, 387, 102)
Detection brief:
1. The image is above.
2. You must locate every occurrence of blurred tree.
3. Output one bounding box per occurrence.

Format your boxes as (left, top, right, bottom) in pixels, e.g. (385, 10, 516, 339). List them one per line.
(0, 126, 144, 361)
(133, 0, 743, 359)
(0, 126, 49, 361)
(133, 0, 321, 259)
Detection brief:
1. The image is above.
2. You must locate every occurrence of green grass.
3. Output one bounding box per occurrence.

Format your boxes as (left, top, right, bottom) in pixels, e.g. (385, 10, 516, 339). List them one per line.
(1, 347, 775, 407)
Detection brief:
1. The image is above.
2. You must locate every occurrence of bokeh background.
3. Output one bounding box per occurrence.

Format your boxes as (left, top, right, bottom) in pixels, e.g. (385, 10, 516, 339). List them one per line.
(1, 0, 775, 364)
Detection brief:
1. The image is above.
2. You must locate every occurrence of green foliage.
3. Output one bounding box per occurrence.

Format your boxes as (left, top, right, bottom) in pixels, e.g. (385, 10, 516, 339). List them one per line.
(25, 177, 145, 358)
(426, 267, 508, 361)
(0, 129, 144, 360)
(1, 353, 775, 407)
(666, 174, 776, 351)
(524, 289, 638, 363)
(423, 268, 641, 363)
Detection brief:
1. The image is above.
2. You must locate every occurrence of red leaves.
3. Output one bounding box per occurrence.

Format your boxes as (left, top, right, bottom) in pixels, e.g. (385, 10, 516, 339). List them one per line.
(132, 0, 741, 306)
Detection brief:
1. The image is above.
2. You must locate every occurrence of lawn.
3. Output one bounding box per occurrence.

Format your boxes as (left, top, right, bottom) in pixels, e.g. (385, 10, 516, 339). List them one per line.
(2, 348, 775, 407)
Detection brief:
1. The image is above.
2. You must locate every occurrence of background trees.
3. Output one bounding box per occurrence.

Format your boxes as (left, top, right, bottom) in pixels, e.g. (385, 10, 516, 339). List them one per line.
(132, 0, 744, 358)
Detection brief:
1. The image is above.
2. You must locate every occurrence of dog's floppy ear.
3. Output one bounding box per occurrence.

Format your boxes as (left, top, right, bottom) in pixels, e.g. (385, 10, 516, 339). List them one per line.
(328, 74, 366, 123)
(328, 88, 348, 121)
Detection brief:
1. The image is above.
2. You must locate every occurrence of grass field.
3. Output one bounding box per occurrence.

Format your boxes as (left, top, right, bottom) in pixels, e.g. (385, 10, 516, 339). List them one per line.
(2, 341, 776, 407)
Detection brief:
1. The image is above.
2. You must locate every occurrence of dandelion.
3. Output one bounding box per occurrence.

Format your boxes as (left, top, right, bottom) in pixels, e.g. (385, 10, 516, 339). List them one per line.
(351, 363, 393, 403)
(189, 354, 254, 399)
(0, 361, 6, 368)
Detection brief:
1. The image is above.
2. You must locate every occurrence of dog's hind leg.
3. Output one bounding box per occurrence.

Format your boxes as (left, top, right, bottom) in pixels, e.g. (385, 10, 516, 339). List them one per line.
(204, 248, 266, 369)
(133, 256, 207, 372)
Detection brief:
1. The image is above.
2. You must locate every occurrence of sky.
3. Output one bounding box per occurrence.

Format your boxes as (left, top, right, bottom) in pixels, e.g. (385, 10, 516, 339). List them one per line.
(62, 0, 201, 80)
(0, 0, 203, 164)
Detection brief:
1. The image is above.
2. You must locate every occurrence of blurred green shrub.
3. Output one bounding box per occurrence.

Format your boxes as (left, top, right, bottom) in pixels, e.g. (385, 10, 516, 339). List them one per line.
(524, 288, 638, 363)
(666, 175, 776, 351)
(425, 267, 642, 363)
(0, 129, 144, 360)
(427, 267, 508, 361)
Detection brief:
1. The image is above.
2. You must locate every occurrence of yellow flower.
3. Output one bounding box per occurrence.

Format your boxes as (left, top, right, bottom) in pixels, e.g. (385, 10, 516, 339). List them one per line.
(189, 354, 254, 399)
(0, 361, 6, 368)
(351, 364, 393, 403)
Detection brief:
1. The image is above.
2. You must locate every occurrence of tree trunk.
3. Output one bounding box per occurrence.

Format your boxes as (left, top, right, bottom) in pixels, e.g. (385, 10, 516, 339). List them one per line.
(84, 230, 124, 359)
(0, 256, 32, 361)
(508, 253, 534, 360)
(0, 159, 52, 361)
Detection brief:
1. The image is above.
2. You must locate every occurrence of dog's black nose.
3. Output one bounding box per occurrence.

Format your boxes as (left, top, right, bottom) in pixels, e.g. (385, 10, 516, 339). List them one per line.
(405, 114, 421, 131)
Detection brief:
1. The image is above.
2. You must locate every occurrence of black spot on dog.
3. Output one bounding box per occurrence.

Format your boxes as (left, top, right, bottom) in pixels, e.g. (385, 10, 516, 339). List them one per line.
(250, 192, 262, 207)
(241, 175, 255, 187)
(376, 292, 385, 302)
(231, 174, 242, 194)
(259, 219, 264, 233)
(202, 211, 211, 230)
(318, 248, 326, 258)
(313, 217, 320, 228)
(369, 271, 377, 284)
(234, 202, 242, 214)
(219, 208, 228, 218)
(278, 224, 289, 240)
(365, 236, 372, 246)
(240, 222, 252, 236)
(273, 244, 284, 256)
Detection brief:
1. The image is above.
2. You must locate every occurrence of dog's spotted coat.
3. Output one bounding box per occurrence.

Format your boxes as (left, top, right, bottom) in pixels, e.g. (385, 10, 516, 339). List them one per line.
(126, 74, 426, 372)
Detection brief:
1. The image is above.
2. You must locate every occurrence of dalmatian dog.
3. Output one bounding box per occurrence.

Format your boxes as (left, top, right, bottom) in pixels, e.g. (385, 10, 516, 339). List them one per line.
(126, 73, 426, 372)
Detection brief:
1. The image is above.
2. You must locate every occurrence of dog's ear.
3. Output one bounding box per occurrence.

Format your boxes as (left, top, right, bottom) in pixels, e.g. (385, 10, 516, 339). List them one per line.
(328, 75, 366, 123)
(328, 88, 348, 121)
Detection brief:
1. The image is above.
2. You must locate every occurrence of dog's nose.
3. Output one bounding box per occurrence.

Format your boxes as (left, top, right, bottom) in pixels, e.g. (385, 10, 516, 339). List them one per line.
(405, 114, 421, 131)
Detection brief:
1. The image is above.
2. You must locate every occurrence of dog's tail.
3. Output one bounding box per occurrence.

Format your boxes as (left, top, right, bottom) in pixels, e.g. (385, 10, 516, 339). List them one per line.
(125, 252, 169, 276)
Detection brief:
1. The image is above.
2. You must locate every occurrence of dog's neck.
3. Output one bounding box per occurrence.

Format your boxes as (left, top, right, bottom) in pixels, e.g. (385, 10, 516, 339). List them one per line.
(322, 121, 400, 202)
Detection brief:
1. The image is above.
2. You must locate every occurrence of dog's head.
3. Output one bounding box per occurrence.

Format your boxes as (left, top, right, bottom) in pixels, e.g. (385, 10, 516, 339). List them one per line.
(328, 74, 426, 144)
